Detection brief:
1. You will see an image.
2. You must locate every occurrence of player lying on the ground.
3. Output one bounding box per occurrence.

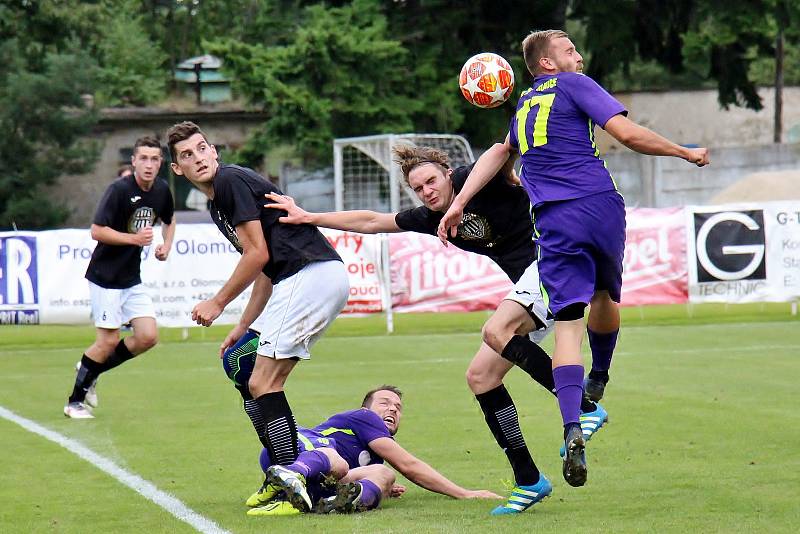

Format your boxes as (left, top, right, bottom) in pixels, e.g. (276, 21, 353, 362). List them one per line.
(222, 347, 499, 516)
(264, 145, 608, 514)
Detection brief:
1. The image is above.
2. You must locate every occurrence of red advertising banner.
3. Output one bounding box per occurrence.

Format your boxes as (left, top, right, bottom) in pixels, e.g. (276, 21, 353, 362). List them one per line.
(388, 233, 512, 313)
(621, 207, 688, 306)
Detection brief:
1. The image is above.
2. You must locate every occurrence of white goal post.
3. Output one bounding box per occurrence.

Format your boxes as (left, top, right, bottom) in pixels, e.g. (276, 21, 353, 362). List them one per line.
(333, 134, 475, 333)
(333, 133, 475, 212)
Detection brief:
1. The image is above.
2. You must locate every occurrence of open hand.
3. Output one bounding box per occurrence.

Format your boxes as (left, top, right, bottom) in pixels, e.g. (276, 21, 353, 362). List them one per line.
(461, 489, 503, 499)
(220, 324, 247, 357)
(264, 193, 310, 225)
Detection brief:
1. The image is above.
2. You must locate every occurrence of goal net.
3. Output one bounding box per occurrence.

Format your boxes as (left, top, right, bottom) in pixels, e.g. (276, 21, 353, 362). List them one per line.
(333, 134, 475, 212)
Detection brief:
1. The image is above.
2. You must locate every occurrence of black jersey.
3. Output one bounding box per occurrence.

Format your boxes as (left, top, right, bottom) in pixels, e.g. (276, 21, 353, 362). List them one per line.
(85, 176, 175, 289)
(209, 164, 341, 284)
(394, 163, 535, 283)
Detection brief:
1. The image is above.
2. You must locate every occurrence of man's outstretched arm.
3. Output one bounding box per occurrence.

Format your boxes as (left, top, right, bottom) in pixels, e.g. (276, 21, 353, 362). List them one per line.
(603, 114, 710, 166)
(265, 193, 401, 234)
(369, 437, 500, 499)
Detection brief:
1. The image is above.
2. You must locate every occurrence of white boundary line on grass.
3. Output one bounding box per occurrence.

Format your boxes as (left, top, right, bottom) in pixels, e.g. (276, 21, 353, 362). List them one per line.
(0, 405, 230, 534)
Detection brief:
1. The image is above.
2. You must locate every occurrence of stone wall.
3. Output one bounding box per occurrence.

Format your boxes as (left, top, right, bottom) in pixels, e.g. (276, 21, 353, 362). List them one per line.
(51, 108, 267, 228)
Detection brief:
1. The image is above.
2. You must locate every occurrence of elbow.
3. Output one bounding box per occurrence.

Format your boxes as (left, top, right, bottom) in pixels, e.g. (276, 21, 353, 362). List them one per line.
(89, 225, 102, 241)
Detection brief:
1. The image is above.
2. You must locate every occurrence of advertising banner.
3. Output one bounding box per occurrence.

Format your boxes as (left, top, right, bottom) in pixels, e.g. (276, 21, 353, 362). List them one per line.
(621, 207, 688, 306)
(687, 202, 800, 302)
(388, 232, 512, 313)
(0, 225, 384, 326)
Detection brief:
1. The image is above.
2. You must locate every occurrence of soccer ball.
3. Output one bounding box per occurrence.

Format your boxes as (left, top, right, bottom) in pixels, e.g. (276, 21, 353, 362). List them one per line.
(459, 53, 515, 109)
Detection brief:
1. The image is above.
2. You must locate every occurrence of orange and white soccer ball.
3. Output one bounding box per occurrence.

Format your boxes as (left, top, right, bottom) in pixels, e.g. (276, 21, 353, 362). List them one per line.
(459, 53, 515, 108)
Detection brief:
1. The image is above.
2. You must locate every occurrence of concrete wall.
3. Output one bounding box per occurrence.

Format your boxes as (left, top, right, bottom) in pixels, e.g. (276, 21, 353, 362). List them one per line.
(596, 86, 800, 151)
(51, 108, 267, 228)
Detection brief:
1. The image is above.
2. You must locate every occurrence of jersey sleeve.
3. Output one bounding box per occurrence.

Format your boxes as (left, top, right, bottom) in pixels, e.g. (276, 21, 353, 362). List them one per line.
(92, 182, 122, 227)
(564, 73, 627, 128)
(216, 170, 262, 227)
(351, 409, 392, 444)
(395, 206, 437, 235)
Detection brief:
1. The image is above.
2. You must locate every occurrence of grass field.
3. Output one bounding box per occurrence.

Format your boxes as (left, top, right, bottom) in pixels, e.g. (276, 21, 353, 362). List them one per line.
(1, 304, 799, 533)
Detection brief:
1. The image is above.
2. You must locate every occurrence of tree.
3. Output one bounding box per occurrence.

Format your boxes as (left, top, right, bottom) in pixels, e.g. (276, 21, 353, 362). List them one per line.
(209, 0, 418, 165)
(0, 42, 99, 229)
(572, 0, 799, 113)
(94, 1, 169, 107)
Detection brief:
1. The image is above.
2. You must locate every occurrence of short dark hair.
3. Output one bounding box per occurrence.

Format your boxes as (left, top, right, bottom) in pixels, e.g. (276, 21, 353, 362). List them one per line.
(116, 164, 133, 178)
(166, 121, 210, 162)
(133, 136, 162, 157)
(361, 385, 403, 408)
(522, 29, 569, 76)
(392, 145, 450, 186)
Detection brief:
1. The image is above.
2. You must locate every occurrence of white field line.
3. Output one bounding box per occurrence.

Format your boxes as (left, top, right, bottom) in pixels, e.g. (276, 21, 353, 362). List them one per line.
(0, 406, 230, 534)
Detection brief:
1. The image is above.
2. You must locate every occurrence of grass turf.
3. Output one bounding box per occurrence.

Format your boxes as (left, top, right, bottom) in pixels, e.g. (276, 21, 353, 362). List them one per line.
(1, 305, 799, 533)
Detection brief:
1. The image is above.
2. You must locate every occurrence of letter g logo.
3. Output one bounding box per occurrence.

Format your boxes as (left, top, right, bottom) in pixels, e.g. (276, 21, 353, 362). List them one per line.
(694, 211, 766, 282)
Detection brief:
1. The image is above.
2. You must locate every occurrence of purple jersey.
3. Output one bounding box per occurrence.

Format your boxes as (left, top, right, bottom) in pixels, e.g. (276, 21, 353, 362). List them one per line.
(309, 408, 392, 468)
(509, 72, 627, 206)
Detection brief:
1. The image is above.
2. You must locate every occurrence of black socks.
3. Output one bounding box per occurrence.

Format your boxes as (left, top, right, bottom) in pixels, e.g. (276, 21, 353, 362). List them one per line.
(254, 391, 298, 466)
(476, 385, 540, 486)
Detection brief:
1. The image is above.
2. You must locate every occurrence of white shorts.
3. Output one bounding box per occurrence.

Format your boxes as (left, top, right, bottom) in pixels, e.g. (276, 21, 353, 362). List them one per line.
(89, 282, 155, 329)
(502, 261, 554, 344)
(251, 260, 349, 360)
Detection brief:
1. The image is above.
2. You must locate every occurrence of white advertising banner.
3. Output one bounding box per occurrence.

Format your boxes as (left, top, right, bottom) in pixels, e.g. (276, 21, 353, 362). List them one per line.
(687, 202, 800, 302)
(0, 225, 383, 326)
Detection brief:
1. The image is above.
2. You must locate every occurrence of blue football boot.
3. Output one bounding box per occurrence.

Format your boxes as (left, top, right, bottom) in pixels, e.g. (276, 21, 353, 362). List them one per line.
(560, 403, 608, 458)
(490, 474, 552, 515)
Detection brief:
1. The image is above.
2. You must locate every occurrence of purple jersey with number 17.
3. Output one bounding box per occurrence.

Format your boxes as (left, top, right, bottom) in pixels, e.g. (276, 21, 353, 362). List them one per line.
(508, 72, 627, 206)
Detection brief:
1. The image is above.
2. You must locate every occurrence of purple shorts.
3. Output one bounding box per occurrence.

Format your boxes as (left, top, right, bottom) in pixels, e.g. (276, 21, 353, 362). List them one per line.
(533, 190, 626, 316)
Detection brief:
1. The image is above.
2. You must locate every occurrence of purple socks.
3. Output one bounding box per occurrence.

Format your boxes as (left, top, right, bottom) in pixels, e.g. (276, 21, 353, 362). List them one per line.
(357, 479, 382, 510)
(587, 328, 618, 372)
(553, 365, 584, 426)
(287, 449, 331, 480)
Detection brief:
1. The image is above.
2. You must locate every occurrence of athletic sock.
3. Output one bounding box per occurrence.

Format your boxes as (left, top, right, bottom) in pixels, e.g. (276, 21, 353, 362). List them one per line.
(357, 479, 382, 510)
(553, 365, 584, 429)
(475, 384, 540, 486)
(500, 335, 599, 411)
(254, 391, 299, 465)
(587, 328, 618, 381)
(96, 339, 136, 374)
(68, 355, 103, 403)
(243, 398, 266, 442)
(501, 335, 556, 394)
(287, 449, 330, 481)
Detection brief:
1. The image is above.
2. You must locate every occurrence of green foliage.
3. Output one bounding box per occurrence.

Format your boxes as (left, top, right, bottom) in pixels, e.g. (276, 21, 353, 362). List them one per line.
(209, 0, 418, 165)
(94, 2, 168, 106)
(0, 41, 99, 230)
(574, 0, 800, 111)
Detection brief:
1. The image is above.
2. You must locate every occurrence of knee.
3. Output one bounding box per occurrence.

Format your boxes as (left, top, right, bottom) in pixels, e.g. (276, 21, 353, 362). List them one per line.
(481, 321, 506, 353)
(382, 465, 395, 484)
(97, 337, 119, 355)
(466, 363, 494, 394)
(328, 454, 349, 479)
(137, 332, 158, 351)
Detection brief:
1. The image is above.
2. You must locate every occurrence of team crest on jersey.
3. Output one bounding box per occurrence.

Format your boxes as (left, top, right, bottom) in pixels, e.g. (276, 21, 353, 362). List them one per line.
(458, 212, 494, 245)
(128, 207, 155, 233)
